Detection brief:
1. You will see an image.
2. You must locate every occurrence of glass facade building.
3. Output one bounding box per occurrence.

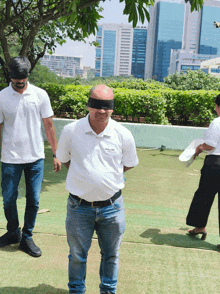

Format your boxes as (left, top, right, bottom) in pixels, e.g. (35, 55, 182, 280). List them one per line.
(131, 29, 147, 79)
(102, 30, 116, 77)
(95, 24, 134, 77)
(153, 2, 184, 81)
(199, 5, 220, 55)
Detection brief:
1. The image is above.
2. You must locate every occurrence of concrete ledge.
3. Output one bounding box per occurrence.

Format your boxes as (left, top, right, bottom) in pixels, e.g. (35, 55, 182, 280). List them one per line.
(43, 118, 207, 151)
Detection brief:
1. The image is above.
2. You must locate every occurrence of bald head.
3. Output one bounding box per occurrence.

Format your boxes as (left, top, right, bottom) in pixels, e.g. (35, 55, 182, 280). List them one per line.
(88, 84, 114, 110)
(88, 85, 114, 128)
(89, 84, 114, 100)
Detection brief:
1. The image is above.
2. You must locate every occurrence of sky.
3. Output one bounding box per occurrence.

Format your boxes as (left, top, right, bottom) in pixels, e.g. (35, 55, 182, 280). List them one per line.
(55, 0, 149, 68)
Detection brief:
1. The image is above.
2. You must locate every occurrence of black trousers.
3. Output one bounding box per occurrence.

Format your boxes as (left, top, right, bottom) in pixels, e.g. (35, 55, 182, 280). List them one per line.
(186, 155, 220, 231)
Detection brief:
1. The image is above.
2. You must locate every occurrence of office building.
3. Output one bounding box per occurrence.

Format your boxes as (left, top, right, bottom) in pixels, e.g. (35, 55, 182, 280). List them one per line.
(95, 23, 133, 77)
(145, 0, 220, 81)
(168, 49, 219, 75)
(40, 54, 84, 77)
(145, 0, 185, 81)
(199, 1, 220, 55)
(131, 27, 148, 78)
(200, 57, 220, 76)
(95, 24, 147, 79)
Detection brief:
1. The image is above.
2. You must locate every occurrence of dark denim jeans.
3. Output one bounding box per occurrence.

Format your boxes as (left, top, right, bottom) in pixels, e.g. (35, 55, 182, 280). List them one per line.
(1, 159, 44, 239)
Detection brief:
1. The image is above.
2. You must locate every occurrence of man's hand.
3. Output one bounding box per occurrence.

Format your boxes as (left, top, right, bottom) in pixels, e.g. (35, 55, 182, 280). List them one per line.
(53, 157, 61, 173)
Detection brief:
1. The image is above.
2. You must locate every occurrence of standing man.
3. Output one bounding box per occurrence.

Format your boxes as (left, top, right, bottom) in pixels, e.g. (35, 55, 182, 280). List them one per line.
(0, 56, 61, 257)
(57, 84, 139, 294)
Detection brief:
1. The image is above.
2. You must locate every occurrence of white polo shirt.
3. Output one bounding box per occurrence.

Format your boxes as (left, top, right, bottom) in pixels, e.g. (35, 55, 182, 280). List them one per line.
(57, 115, 139, 201)
(204, 116, 220, 155)
(0, 82, 54, 163)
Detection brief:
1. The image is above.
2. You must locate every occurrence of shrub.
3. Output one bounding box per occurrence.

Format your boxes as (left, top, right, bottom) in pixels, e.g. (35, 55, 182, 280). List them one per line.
(56, 85, 90, 118)
(164, 70, 220, 91)
(107, 79, 169, 90)
(164, 89, 218, 126)
(113, 89, 169, 124)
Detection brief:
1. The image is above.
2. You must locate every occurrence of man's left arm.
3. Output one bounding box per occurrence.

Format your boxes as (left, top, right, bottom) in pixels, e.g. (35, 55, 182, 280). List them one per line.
(43, 117, 61, 173)
(121, 132, 138, 179)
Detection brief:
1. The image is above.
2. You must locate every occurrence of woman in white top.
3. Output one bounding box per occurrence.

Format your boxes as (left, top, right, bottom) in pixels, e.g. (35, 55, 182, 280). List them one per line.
(187, 94, 220, 249)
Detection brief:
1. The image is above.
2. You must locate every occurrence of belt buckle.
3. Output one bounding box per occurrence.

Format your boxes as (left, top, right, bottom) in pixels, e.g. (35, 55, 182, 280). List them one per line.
(91, 201, 100, 208)
(91, 201, 96, 208)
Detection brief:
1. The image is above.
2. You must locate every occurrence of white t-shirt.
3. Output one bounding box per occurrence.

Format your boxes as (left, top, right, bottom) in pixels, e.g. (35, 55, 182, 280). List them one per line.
(0, 82, 54, 163)
(204, 116, 220, 155)
(57, 115, 139, 201)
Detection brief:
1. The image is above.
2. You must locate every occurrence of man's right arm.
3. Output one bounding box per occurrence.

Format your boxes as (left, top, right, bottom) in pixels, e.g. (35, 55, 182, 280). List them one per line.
(56, 125, 72, 169)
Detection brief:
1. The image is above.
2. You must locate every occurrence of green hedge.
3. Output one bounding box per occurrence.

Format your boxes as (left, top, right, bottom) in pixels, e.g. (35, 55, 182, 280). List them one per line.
(56, 85, 90, 118)
(1, 82, 216, 127)
(164, 89, 218, 126)
(36, 83, 219, 126)
(107, 79, 169, 90)
(113, 89, 168, 124)
(41, 84, 168, 124)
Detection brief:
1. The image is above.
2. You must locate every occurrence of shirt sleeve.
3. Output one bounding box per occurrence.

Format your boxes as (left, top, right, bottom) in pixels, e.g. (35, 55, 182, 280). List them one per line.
(40, 90, 54, 118)
(203, 118, 220, 148)
(122, 128, 139, 167)
(0, 100, 4, 124)
(56, 125, 71, 163)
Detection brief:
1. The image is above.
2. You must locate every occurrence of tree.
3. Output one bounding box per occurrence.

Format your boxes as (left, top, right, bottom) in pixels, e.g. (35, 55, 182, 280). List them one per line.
(28, 62, 63, 84)
(163, 70, 220, 91)
(0, 0, 204, 83)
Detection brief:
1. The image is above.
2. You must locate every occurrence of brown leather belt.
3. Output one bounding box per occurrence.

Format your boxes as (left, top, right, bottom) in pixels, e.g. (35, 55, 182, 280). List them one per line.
(69, 190, 121, 208)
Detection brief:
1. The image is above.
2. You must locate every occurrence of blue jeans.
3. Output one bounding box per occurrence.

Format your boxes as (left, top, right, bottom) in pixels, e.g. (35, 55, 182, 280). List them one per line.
(1, 159, 44, 239)
(66, 194, 126, 294)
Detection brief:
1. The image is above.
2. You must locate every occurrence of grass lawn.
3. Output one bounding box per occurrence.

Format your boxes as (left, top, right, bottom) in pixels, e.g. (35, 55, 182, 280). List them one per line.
(0, 144, 220, 293)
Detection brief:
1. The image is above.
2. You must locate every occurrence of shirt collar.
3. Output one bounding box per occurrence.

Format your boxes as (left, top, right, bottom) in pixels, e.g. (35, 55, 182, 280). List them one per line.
(9, 81, 32, 96)
(85, 114, 114, 137)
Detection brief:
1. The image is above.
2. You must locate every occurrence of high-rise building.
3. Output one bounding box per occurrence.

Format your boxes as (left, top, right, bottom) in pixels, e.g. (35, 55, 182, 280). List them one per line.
(40, 54, 84, 77)
(95, 24, 147, 79)
(145, 0, 185, 81)
(199, 1, 220, 55)
(95, 24, 133, 77)
(145, 0, 220, 81)
(131, 28, 148, 79)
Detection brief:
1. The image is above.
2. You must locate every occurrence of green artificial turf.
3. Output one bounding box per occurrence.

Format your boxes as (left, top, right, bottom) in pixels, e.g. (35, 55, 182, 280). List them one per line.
(1, 144, 220, 293)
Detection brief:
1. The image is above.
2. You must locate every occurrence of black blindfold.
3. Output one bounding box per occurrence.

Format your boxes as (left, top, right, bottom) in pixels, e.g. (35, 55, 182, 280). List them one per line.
(8, 57, 31, 80)
(88, 97, 114, 110)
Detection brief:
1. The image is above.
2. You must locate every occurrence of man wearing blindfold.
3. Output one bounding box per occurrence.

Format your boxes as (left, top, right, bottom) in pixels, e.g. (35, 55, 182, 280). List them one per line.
(57, 84, 139, 294)
(0, 56, 61, 257)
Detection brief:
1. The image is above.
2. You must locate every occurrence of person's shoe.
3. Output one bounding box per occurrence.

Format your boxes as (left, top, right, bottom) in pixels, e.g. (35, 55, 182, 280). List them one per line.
(19, 238, 42, 257)
(0, 230, 22, 247)
(188, 228, 207, 240)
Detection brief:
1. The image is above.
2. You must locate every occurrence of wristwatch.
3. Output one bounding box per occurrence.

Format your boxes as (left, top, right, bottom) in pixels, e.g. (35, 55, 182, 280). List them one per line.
(53, 154, 57, 158)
